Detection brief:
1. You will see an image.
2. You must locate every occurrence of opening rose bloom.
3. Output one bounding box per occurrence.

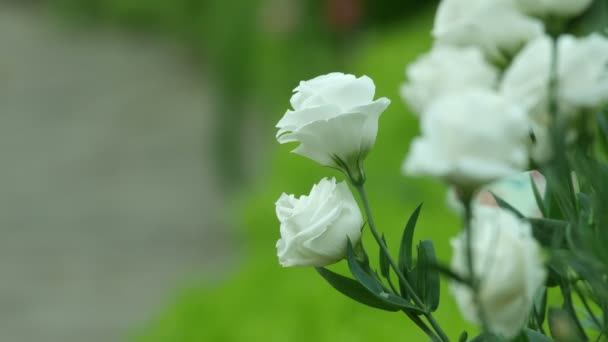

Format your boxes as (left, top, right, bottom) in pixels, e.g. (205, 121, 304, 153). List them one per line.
(450, 206, 547, 339)
(403, 89, 531, 189)
(275, 177, 363, 267)
(433, 0, 543, 64)
(401, 45, 498, 115)
(501, 34, 608, 121)
(276, 73, 390, 184)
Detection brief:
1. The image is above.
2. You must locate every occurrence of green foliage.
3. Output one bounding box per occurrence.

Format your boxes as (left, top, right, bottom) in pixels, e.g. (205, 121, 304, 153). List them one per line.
(416, 240, 440, 312)
(135, 9, 471, 342)
(316, 266, 401, 312)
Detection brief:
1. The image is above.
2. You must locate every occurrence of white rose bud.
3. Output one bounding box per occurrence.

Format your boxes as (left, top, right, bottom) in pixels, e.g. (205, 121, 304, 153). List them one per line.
(433, 0, 544, 64)
(501, 34, 608, 120)
(275, 177, 363, 267)
(450, 206, 547, 339)
(403, 89, 531, 189)
(515, 0, 593, 18)
(400, 46, 498, 114)
(276, 73, 390, 184)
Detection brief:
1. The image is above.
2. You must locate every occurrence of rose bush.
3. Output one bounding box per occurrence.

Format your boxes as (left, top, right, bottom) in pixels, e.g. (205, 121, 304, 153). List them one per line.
(275, 177, 363, 267)
(276, 72, 390, 184)
(450, 206, 547, 339)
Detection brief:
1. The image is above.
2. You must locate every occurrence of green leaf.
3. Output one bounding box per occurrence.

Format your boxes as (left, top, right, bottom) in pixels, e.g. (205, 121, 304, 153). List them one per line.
(530, 173, 547, 218)
(416, 240, 440, 312)
(398, 204, 423, 299)
(528, 218, 567, 248)
(567, 0, 608, 36)
(346, 241, 425, 314)
(534, 287, 548, 328)
(399, 203, 423, 272)
(426, 261, 470, 285)
(458, 331, 468, 342)
(596, 111, 608, 155)
(468, 333, 502, 341)
(379, 234, 390, 279)
(315, 267, 400, 312)
(469, 329, 552, 342)
(491, 192, 525, 218)
(523, 329, 553, 342)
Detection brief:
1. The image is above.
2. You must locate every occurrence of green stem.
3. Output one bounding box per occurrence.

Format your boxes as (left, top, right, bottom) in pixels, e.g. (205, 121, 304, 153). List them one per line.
(462, 194, 490, 333)
(548, 33, 559, 122)
(560, 280, 589, 341)
(404, 310, 441, 342)
(355, 183, 450, 342)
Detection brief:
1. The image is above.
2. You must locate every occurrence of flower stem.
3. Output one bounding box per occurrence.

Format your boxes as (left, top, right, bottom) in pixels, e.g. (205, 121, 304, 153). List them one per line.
(355, 183, 450, 342)
(404, 311, 441, 342)
(462, 196, 490, 333)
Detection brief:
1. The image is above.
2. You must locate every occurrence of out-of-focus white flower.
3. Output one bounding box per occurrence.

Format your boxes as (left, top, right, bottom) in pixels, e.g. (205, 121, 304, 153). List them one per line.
(450, 206, 547, 339)
(275, 177, 363, 267)
(276, 72, 390, 183)
(433, 0, 544, 64)
(501, 34, 608, 120)
(403, 89, 531, 189)
(447, 171, 547, 218)
(400, 46, 498, 114)
(515, 0, 593, 18)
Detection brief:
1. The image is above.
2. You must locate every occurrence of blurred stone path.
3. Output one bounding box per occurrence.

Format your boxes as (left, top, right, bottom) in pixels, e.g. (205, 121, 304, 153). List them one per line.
(0, 4, 233, 342)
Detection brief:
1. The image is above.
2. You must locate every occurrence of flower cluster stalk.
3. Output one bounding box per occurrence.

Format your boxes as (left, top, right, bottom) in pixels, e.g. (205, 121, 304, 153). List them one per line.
(354, 183, 450, 342)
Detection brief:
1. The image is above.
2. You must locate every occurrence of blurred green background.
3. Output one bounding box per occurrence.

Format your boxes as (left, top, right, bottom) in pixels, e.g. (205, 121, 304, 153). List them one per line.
(1, 0, 472, 341)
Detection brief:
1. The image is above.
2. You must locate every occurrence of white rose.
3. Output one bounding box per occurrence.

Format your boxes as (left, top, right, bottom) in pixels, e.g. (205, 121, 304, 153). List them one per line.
(400, 46, 498, 114)
(275, 177, 363, 267)
(276, 73, 390, 183)
(433, 0, 544, 64)
(515, 0, 593, 18)
(450, 206, 547, 339)
(403, 89, 531, 188)
(501, 34, 608, 120)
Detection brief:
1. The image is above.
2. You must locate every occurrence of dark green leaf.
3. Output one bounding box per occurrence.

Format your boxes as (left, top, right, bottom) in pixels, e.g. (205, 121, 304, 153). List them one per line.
(528, 218, 567, 248)
(534, 287, 548, 328)
(522, 329, 553, 342)
(596, 111, 608, 155)
(458, 331, 468, 342)
(398, 204, 423, 299)
(530, 173, 547, 218)
(399, 203, 423, 272)
(491, 192, 525, 218)
(426, 261, 470, 285)
(469, 329, 552, 342)
(567, 0, 608, 36)
(346, 241, 424, 314)
(316, 267, 400, 312)
(379, 234, 390, 279)
(468, 333, 502, 341)
(416, 240, 440, 312)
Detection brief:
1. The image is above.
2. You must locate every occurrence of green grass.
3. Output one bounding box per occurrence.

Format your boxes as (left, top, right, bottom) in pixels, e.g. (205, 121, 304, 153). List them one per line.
(136, 10, 476, 342)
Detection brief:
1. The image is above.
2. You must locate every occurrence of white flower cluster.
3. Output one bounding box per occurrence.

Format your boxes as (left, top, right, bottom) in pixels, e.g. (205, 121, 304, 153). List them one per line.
(402, 0, 608, 186)
(399, 0, 606, 338)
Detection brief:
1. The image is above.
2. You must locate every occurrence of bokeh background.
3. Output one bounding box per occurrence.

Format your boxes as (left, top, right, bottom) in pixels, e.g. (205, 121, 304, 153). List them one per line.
(0, 0, 472, 341)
